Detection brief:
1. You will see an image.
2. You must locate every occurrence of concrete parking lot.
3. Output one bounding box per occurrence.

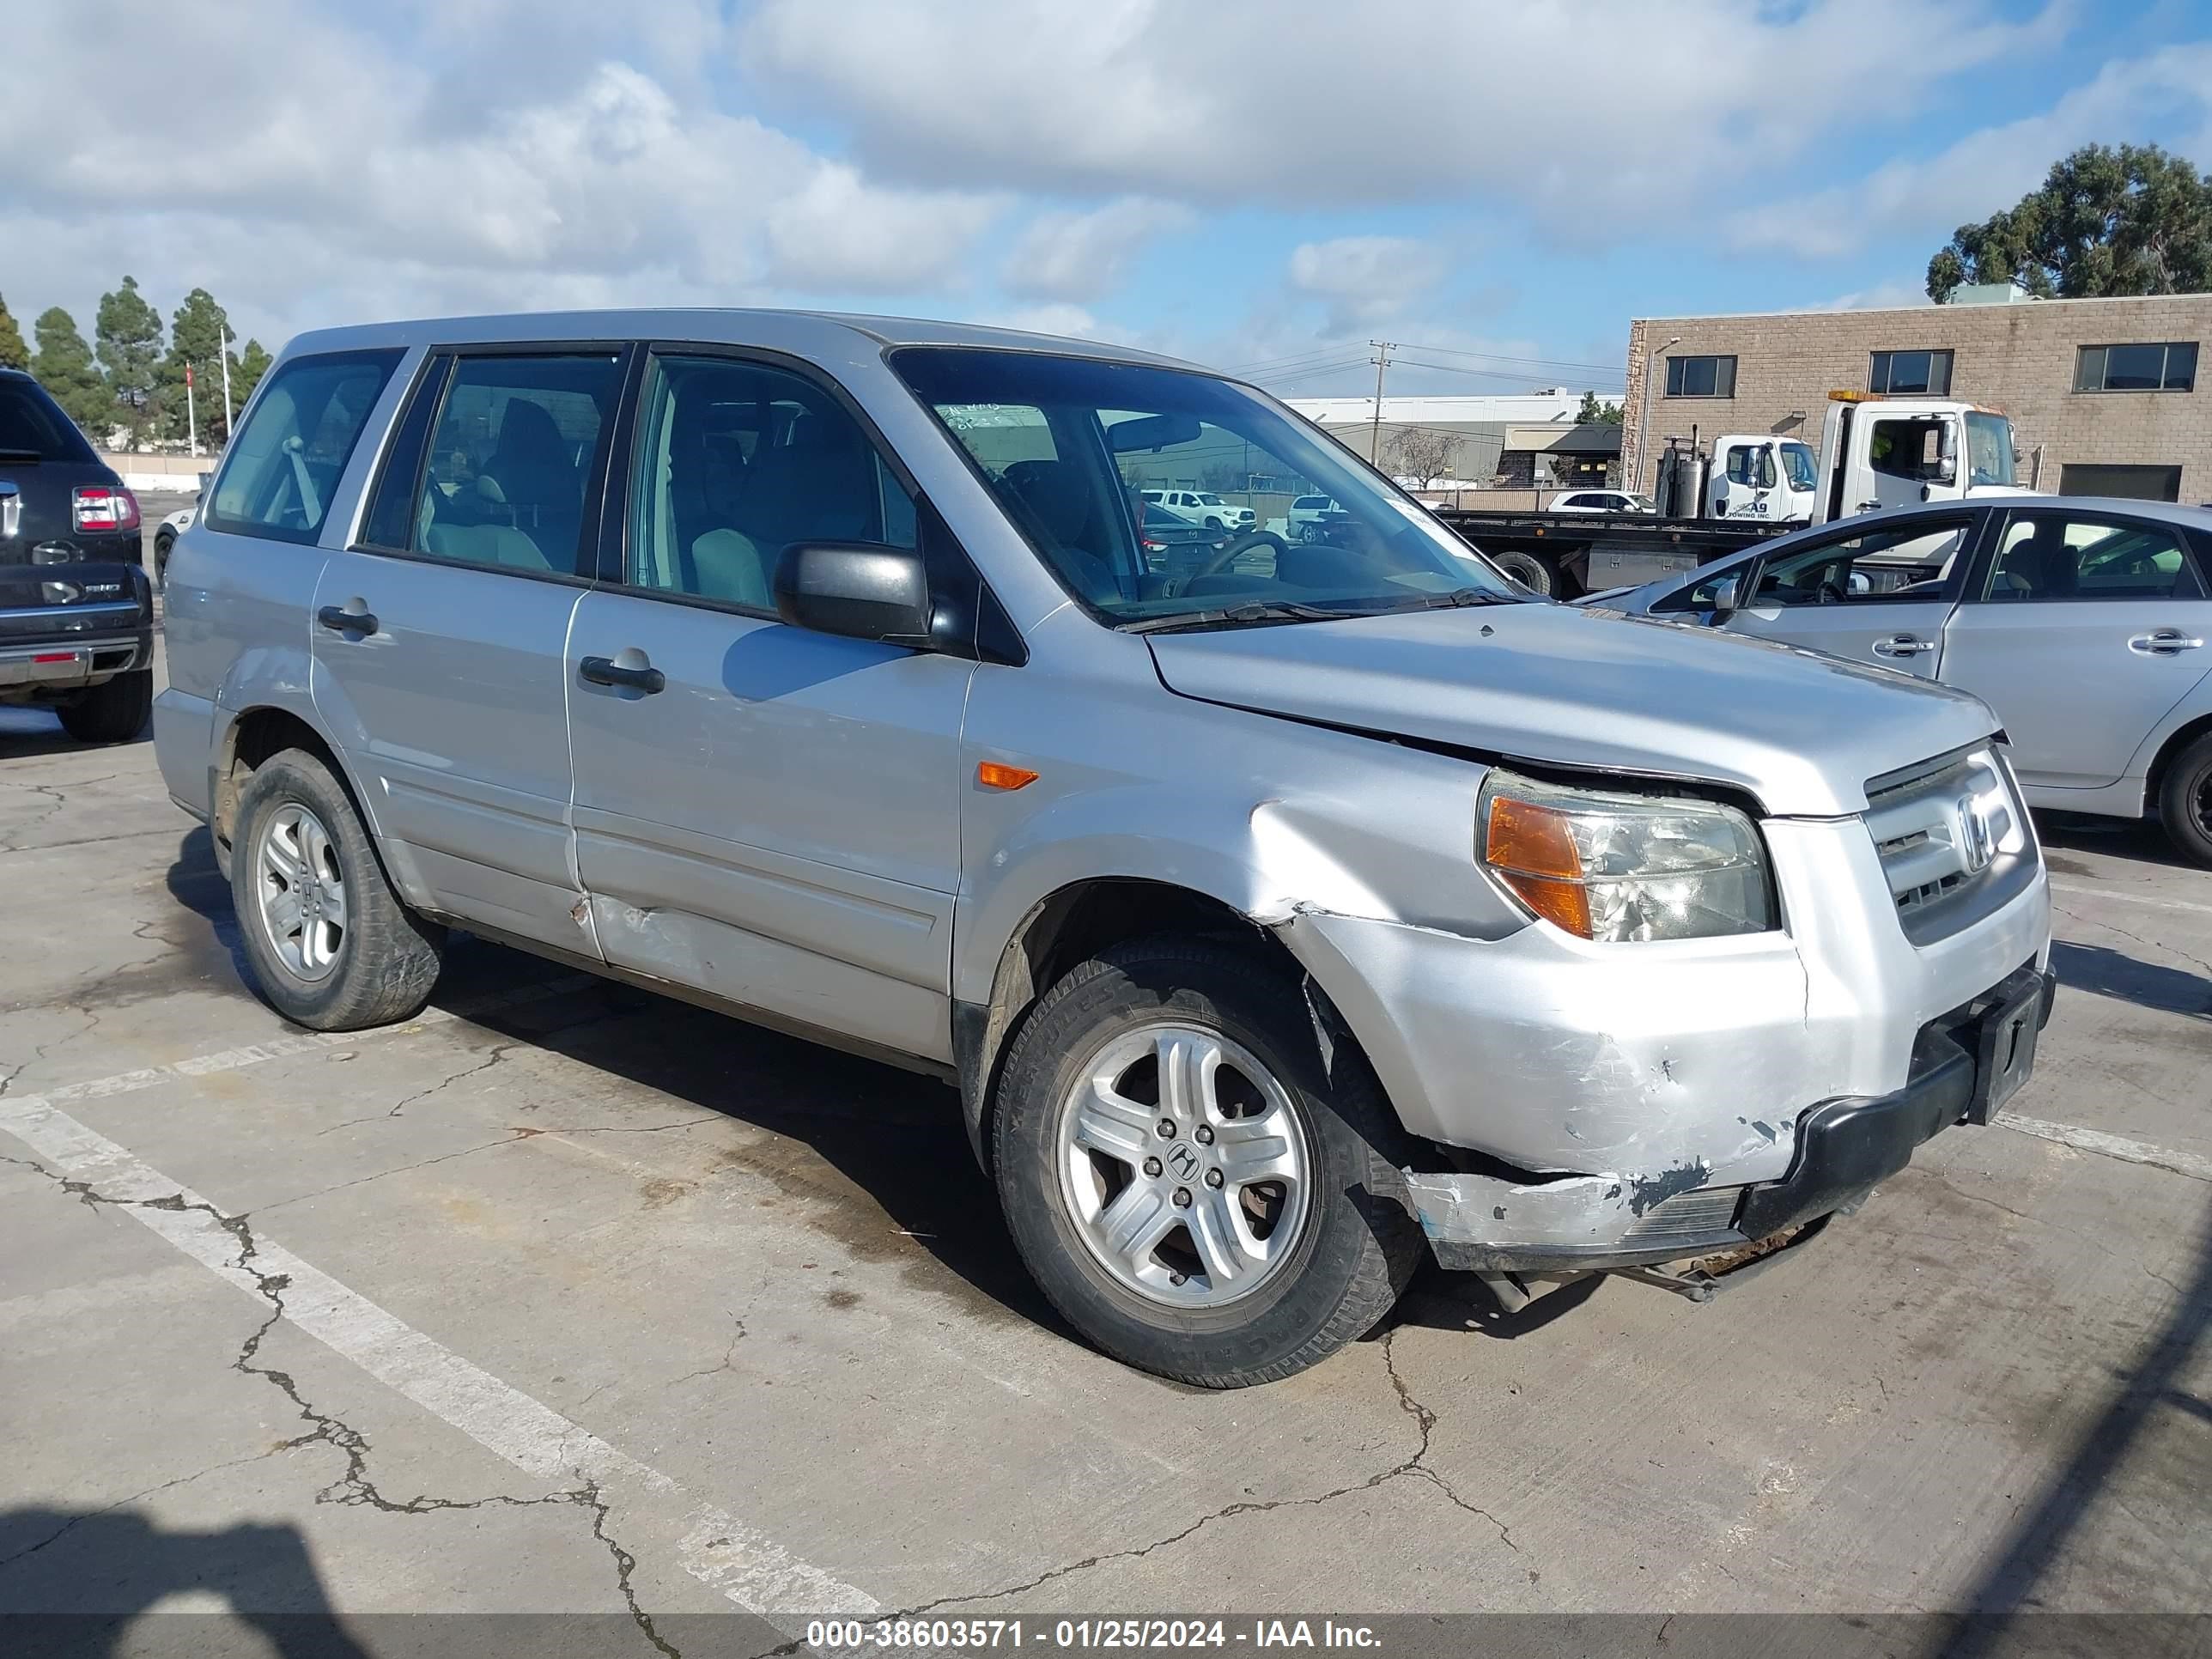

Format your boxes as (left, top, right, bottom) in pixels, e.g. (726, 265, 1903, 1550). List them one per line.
(1, 548, 2207, 1650)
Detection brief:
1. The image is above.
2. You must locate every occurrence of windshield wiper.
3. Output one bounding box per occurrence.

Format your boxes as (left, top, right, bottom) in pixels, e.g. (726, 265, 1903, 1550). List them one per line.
(1118, 600, 1352, 635)
(1381, 586, 1523, 611)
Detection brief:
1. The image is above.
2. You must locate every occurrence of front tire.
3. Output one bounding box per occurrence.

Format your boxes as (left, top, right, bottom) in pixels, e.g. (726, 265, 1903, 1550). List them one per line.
(994, 938, 1423, 1388)
(231, 749, 445, 1030)
(2158, 732, 2212, 867)
(58, 670, 151, 744)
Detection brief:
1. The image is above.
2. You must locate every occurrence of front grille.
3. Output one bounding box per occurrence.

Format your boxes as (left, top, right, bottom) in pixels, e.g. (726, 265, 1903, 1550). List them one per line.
(1620, 1186, 1741, 1243)
(1864, 747, 2021, 940)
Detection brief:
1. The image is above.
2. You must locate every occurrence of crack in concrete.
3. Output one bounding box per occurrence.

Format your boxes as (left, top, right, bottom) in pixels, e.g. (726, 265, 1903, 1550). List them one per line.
(316, 1039, 526, 1137)
(665, 1313, 748, 1391)
(0, 775, 124, 855)
(9, 1162, 684, 1657)
(0, 1445, 294, 1575)
(253, 1132, 539, 1214)
(2053, 902, 2212, 981)
(802, 1328, 1516, 1640)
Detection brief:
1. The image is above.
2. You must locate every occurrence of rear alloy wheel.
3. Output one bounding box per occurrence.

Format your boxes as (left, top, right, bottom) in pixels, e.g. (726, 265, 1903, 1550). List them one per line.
(232, 748, 445, 1029)
(58, 670, 151, 744)
(2157, 732, 2212, 867)
(994, 938, 1423, 1387)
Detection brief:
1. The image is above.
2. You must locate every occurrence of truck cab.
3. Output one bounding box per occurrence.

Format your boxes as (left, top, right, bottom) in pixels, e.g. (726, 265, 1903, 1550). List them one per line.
(1809, 392, 2024, 525)
(1705, 435, 1819, 525)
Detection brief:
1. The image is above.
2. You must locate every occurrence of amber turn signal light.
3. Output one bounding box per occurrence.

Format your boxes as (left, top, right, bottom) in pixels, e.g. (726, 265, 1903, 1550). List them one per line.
(1481, 795, 1593, 938)
(977, 761, 1040, 792)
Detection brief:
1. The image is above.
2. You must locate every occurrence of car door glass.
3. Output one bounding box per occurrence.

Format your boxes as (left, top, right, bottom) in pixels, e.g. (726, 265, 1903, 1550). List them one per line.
(629, 355, 917, 610)
(1983, 515, 2208, 602)
(206, 350, 403, 544)
(1752, 520, 1971, 607)
(415, 354, 623, 575)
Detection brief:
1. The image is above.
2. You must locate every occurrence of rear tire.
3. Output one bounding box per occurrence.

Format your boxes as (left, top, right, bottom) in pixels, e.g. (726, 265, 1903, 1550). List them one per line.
(2158, 732, 2212, 867)
(231, 749, 445, 1030)
(154, 528, 174, 588)
(993, 937, 1424, 1388)
(1489, 549, 1557, 596)
(58, 670, 151, 744)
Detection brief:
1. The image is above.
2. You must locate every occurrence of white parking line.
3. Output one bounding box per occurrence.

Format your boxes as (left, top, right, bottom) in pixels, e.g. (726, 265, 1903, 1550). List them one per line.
(0, 1042, 878, 1621)
(2050, 880, 2212, 919)
(1993, 1110, 2212, 1184)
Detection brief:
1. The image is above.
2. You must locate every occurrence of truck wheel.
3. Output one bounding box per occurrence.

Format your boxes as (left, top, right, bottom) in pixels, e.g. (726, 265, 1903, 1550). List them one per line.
(994, 937, 1423, 1388)
(57, 670, 152, 744)
(1488, 550, 1559, 595)
(231, 749, 445, 1030)
(2158, 732, 2212, 867)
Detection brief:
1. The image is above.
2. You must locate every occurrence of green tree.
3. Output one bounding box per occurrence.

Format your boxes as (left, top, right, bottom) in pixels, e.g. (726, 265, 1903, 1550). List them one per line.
(1927, 143, 2212, 302)
(234, 337, 272, 412)
(1576, 391, 1624, 425)
(94, 275, 165, 443)
(31, 307, 111, 439)
(159, 288, 236, 445)
(0, 294, 28, 372)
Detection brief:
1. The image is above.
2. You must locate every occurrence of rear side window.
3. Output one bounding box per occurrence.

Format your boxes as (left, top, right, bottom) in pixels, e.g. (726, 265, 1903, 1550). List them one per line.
(0, 377, 97, 463)
(207, 350, 402, 544)
(411, 354, 624, 576)
(1983, 514, 2208, 602)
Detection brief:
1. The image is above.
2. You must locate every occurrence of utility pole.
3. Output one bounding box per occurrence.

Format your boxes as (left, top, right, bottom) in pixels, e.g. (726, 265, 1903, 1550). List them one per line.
(185, 362, 199, 458)
(218, 320, 235, 446)
(1368, 340, 1395, 464)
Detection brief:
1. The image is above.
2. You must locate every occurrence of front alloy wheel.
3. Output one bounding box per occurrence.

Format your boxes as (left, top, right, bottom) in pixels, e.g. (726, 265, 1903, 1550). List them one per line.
(1058, 1023, 1312, 1307)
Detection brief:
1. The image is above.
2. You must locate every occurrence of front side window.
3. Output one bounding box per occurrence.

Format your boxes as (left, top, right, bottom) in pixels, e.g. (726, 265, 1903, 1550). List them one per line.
(1869, 349, 1954, 397)
(1984, 514, 2205, 602)
(411, 353, 623, 574)
(1750, 518, 1972, 607)
(628, 354, 915, 609)
(1869, 416, 1946, 482)
(2075, 342, 2197, 393)
(1664, 355, 1736, 398)
(1724, 445, 1776, 487)
(1779, 441, 1818, 491)
(207, 350, 401, 544)
(894, 347, 1516, 627)
(1964, 411, 2016, 488)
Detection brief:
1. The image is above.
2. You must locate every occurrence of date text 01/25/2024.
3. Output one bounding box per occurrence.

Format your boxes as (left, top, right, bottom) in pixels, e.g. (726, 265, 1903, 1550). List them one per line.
(805, 1619, 1382, 1650)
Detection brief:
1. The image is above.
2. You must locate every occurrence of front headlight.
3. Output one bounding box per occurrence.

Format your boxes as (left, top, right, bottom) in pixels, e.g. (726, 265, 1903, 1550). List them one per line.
(1477, 769, 1773, 942)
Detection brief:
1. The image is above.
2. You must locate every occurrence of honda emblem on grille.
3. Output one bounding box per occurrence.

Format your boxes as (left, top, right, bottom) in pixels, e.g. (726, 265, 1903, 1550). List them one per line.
(1957, 793, 1996, 873)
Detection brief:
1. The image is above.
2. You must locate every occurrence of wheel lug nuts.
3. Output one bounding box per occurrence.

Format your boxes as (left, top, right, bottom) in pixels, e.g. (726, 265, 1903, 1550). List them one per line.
(1172, 1187, 1193, 1209)
(1157, 1120, 1176, 1139)
(1194, 1125, 1214, 1146)
(1205, 1169, 1224, 1189)
(1143, 1157, 1163, 1178)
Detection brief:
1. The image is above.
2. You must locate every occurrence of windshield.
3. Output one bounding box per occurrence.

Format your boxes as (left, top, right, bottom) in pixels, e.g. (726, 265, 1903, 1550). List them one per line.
(892, 347, 1519, 627)
(1965, 412, 2016, 489)
(1779, 442, 1818, 493)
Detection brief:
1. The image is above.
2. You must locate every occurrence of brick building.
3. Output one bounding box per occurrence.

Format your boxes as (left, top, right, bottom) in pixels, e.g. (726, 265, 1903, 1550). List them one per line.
(1621, 291, 2210, 504)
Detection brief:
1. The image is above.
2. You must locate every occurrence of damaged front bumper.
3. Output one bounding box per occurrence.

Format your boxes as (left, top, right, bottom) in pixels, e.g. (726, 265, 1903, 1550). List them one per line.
(1402, 963, 2057, 1273)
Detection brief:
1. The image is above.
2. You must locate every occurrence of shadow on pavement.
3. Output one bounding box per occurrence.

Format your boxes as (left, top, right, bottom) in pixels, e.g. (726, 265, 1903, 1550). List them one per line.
(2050, 939, 2212, 1022)
(0, 1507, 369, 1657)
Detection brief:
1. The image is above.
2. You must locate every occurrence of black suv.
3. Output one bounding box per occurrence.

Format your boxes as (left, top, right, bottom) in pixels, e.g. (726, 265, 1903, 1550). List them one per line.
(0, 368, 155, 742)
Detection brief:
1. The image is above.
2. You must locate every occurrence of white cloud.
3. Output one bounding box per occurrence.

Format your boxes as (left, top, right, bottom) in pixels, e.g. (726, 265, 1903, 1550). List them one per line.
(741, 0, 2063, 237)
(1802, 280, 1935, 312)
(1001, 198, 1195, 301)
(1725, 41, 2212, 258)
(0, 0, 1003, 344)
(1287, 237, 1449, 331)
(971, 303, 1111, 338)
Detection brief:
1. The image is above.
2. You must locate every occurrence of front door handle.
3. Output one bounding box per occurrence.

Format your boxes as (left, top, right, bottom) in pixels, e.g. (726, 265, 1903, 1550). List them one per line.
(580, 653, 665, 694)
(2129, 629, 2203, 656)
(1872, 635, 1935, 658)
(317, 602, 378, 636)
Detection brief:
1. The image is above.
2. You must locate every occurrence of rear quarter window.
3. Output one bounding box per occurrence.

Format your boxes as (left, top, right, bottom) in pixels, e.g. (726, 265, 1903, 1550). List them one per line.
(207, 349, 403, 545)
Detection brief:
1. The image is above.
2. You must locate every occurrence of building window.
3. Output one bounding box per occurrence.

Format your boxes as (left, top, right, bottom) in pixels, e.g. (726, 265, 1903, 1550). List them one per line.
(2074, 342, 2197, 393)
(2057, 463, 2182, 502)
(1869, 349, 1954, 396)
(1664, 354, 1735, 398)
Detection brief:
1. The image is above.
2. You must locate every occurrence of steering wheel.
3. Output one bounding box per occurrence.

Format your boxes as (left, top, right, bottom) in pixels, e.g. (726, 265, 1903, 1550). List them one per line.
(1176, 530, 1284, 592)
(1816, 579, 1846, 605)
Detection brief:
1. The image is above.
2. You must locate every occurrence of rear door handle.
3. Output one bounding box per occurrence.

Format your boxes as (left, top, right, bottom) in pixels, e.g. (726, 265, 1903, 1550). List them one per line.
(580, 653, 665, 695)
(1872, 635, 1935, 658)
(317, 603, 378, 636)
(2129, 629, 2203, 656)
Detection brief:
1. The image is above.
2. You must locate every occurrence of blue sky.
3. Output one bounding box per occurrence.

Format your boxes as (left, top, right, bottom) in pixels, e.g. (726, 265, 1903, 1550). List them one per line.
(7, 0, 2211, 400)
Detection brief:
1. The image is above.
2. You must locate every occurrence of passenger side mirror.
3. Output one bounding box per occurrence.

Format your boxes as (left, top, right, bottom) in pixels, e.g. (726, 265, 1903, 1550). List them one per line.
(1934, 424, 1958, 486)
(774, 542, 933, 647)
(1706, 573, 1741, 616)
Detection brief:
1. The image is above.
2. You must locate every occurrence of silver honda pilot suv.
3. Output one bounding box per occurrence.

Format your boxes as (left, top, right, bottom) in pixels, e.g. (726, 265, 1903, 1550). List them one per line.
(155, 311, 2053, 1387)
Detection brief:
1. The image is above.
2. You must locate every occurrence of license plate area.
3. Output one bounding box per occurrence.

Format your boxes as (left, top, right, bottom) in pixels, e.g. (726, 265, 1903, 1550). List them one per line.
(1967, 980, 2042, 1123)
